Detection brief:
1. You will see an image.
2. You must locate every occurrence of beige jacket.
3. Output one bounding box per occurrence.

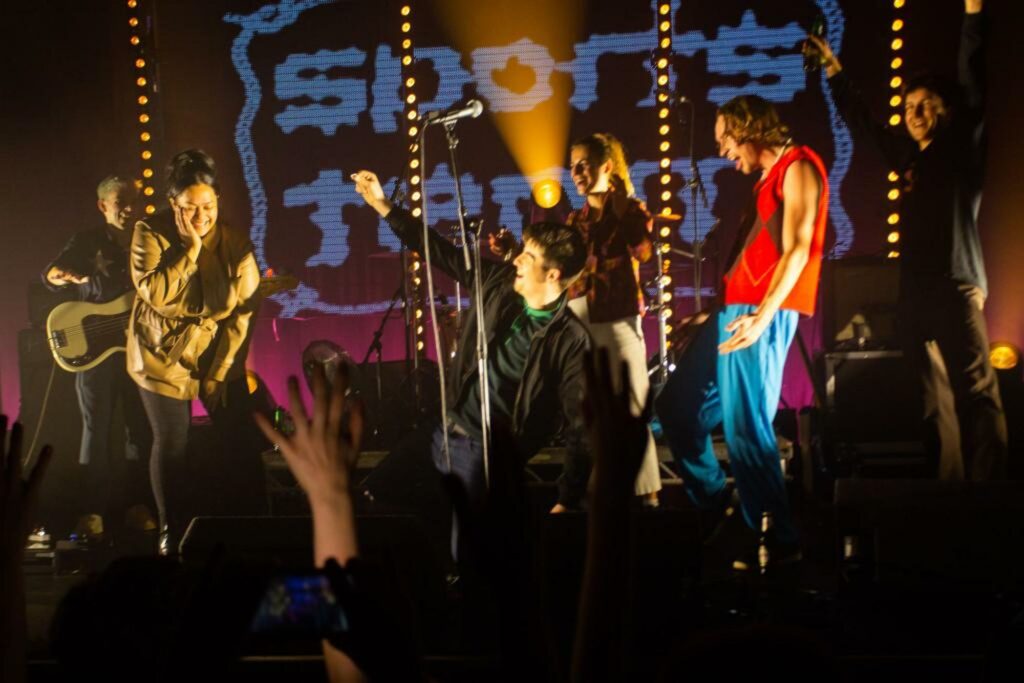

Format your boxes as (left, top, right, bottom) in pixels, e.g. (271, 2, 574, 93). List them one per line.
(127, 209, 259, 400)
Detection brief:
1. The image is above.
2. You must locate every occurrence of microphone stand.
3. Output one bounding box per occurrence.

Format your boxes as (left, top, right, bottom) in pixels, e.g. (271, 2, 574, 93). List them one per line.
(676, 97, 708, 310)
(390, 178, 420, 409)
(441, 121, 492, 489)
(360, 280, 406, 442)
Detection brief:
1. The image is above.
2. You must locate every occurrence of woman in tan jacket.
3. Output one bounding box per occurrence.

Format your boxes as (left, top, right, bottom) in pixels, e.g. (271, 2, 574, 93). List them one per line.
(127, 149, 259, 554)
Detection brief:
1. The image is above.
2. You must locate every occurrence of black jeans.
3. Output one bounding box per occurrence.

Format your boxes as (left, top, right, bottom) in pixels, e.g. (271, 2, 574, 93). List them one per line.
(75, 355, 150, 515)
(899, 283, 1008, 480)
(431, 424, 487, 562)
(138, 387, 191, 530)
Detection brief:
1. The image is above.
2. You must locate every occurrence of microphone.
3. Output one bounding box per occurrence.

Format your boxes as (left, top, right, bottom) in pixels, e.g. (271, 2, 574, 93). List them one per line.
(423, 99, 484, 126)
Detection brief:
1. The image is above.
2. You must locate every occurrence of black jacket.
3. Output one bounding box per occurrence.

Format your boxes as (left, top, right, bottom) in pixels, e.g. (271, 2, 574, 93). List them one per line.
(828, 11, 988, 298)
(385, 208, 591, 468)
(42, 224, 134, 303)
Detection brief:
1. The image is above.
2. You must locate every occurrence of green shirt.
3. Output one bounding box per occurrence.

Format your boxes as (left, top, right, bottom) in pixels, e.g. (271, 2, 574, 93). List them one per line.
(455, 295, 560, 439)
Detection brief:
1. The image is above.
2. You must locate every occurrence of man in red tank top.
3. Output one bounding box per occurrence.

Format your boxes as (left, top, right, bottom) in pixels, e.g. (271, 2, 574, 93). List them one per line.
(656, 95, 828, 570)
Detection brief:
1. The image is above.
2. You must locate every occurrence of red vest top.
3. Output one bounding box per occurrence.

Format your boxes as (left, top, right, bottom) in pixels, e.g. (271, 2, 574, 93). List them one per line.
(722, 145, 829, 317)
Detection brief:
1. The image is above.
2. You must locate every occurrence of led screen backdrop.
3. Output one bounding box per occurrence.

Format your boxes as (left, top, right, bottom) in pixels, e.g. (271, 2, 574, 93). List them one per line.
(169, 0, 852, 313)
(140, 0, 891, 408)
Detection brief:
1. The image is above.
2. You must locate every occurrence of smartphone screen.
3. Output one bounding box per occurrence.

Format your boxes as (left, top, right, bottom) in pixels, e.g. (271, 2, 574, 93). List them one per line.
(249, 573, 350, 637)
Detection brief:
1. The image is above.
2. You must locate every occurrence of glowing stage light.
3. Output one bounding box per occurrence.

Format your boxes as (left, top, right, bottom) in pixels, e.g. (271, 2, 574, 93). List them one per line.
(532, 178, 561, 209)
(244, 369, 262, 395)
(990, 342, 1020, 371)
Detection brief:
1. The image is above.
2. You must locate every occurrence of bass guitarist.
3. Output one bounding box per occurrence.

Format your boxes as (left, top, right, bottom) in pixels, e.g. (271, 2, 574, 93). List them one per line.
(42, 175, 152, 542)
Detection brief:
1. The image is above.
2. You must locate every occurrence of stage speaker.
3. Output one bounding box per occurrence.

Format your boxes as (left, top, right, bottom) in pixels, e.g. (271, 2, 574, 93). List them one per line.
(352, 360, 440, 450)
(822, 256, 900, 351)
(823, 350, 924, 472)
(835, 479, 1024, 590)
(17, 327, 86, 530)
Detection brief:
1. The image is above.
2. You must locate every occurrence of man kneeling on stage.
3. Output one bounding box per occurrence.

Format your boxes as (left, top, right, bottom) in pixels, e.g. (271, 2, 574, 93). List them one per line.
(656, 95, 829, 570)
(352, 170, 590, 556)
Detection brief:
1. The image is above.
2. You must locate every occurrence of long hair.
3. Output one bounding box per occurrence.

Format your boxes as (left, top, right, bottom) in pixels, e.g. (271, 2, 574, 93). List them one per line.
(717, 95, 791, 147)
(571, 132, 636, 197)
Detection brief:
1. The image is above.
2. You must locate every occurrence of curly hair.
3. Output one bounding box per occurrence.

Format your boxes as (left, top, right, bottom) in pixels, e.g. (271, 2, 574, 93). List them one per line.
(717, 95, 791, 148)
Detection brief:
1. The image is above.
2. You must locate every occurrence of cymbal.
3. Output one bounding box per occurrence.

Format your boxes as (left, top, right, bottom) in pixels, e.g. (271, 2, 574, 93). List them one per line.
(652, 213, 683, 222)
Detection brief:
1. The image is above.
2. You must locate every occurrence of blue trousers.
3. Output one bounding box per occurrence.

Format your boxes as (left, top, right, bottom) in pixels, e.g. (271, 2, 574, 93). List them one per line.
(655, 305, 799, 543)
